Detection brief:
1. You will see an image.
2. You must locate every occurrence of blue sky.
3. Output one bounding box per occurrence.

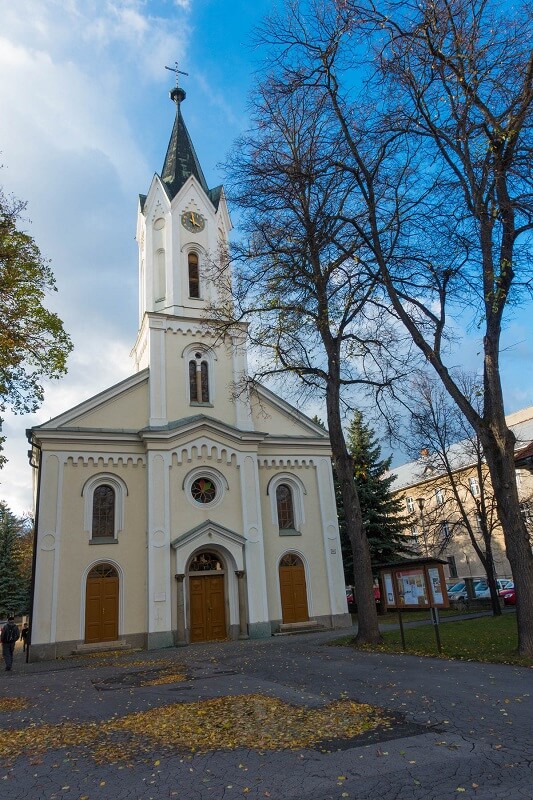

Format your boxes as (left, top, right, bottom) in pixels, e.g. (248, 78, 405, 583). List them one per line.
(0, 0, 275, 514)
(1, 0, 532, 514)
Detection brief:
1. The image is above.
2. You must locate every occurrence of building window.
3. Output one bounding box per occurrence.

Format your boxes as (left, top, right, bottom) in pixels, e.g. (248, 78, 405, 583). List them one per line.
(276, 484, 295, 530)
(468, 477, 480, 497)
(410, 525, 421, 551)
(82, 474, 127, 541)
(267, 474, 306, 535)
(280, 553, 303, 568)
(520, 502, 533, 532)
(191, 477, 217, 504)
(447, 555, 458, 578)
(475, 513, 483, 533)
(435, 487, 445, 506)
(184, 467, 227, 510)
(188, 251, 200, 298)
(189, 352, 209, 403)
(92, 485, 115, 538)
(406, 496, 415, 513)
(440, 520, 450, 540)
(183, 344, 216, 406)
(189, 552, 223, 572)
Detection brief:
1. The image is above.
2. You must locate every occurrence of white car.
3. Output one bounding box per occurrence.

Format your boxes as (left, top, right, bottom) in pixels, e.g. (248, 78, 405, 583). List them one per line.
(474, 579, 513, 599)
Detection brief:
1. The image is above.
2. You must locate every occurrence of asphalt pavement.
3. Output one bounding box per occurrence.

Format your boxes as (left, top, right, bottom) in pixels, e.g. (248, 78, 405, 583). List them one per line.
(0, 624, 531, 800)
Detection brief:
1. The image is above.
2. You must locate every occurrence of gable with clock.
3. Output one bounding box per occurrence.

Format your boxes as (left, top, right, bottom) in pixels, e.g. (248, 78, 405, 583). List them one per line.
(27, 82, 350, 661)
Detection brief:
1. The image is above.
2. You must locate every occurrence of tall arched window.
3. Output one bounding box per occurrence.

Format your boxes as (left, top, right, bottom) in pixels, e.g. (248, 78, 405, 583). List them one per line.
(189, 351, 210, 403)
(82, 474, 127, 540)
(188, 252, 200, 298)
(268, 473, 306, 535)
(276, 484, 295, 530)
(92, 485, 115, 538)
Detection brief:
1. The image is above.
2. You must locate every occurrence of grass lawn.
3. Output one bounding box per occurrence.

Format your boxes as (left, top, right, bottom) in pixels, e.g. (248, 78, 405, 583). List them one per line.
(338, 611, 532, 668)
(373, 607, 481, 625)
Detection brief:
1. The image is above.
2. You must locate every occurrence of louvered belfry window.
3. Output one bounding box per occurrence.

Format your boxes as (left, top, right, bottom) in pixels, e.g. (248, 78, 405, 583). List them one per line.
(189, 353, 209, 403)
(188, 252, 200, 298)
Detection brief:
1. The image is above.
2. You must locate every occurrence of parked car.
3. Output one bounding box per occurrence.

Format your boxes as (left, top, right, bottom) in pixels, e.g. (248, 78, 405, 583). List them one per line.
(501, 588, 516, 606)
(345, 586, 380, 609)
(448, 580, 486, 601)
(473, 579, 513, 599)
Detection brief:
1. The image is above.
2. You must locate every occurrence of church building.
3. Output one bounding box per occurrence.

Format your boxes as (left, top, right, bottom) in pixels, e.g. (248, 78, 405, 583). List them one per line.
(27, 83, 350, 660)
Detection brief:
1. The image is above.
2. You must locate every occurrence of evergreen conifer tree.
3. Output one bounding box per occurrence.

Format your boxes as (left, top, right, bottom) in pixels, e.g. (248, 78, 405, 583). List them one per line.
(0, 502, 31, 616)
(338, 412, 414, 583)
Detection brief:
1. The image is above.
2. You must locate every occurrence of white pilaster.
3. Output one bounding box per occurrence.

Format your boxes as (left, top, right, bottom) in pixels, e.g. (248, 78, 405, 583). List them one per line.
(238, 453, 270, 636)
(32, 453, 62, 645)
(232, 332, 254, 431)
(148, 321, 167, 426)
(146, 450, 173, 648)
(316, 457, 348, 615)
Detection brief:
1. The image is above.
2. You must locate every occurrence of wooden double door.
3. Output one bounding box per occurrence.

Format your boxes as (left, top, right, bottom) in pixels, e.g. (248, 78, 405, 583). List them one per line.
(279, 554, 309, 624)
(85, 564, 119, 643)
(189, 574, 227, 642)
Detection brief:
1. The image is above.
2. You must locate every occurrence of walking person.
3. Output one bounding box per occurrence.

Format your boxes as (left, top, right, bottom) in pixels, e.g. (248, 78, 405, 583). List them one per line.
(1, 616, 20, 671)
(20, 623, 29, 652)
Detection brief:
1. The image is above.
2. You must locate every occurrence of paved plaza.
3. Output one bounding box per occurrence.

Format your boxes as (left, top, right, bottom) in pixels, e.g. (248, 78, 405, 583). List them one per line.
(0, 626, 531, 800)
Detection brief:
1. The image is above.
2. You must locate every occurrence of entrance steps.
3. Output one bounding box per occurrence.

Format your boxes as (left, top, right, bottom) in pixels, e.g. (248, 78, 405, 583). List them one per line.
(73, 640, 131, 656)
(274, 620, 327, 636)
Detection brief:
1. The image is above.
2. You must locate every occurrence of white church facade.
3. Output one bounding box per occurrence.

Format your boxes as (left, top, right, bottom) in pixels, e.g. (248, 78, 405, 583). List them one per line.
(27, 84, 350, 660)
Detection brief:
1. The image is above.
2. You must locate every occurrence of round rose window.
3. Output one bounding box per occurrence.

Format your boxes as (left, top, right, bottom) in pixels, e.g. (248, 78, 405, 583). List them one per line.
(191, 477, 217, 504)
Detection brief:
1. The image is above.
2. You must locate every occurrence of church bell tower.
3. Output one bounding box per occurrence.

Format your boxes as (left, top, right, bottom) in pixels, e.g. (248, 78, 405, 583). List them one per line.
(134, 80, 232, 329)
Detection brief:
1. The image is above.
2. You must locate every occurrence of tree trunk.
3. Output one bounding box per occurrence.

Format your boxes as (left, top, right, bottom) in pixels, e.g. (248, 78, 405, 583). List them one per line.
(479, 424, 533, 654)
(325, 382, 382, 644)
(481, 529, 502, 617)
(468, 504, 501, 617)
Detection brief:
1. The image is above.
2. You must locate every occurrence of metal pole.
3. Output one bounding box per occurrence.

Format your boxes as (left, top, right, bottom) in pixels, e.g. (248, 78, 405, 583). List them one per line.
(431, 606, 442, 653)
(398, 609, 406, 650)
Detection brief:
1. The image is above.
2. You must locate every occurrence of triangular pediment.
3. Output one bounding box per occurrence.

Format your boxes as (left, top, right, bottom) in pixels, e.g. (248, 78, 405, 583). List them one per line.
(251, 383, 330, 439)
(171, 520, 246, 550)
(33, 370, 149, 432)
(140, 414, 267, 445)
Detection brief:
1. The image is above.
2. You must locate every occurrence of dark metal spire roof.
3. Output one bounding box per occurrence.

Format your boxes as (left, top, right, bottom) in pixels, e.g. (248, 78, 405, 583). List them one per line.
(160, 87, 210, 200)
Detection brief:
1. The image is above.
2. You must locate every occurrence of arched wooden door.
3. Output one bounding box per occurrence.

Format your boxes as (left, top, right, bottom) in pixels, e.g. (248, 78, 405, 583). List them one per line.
(188, 552, 227, 643)
(85, 563, 119, 643)
(279, 553, 309, 624)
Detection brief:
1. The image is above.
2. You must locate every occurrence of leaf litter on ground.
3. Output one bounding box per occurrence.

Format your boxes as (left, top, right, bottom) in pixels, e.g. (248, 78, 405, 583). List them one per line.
(0, 694, 390, 763)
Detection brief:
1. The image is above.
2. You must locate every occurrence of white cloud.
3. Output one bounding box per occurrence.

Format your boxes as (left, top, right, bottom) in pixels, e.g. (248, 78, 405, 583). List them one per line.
(0, 0, 192, 515)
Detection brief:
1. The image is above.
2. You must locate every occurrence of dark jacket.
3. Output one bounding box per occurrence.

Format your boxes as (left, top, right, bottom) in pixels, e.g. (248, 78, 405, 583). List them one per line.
(1, 622, 20, 644)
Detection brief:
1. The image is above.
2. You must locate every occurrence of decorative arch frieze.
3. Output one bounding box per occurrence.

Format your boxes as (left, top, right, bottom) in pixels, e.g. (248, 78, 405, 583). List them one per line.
(170, 439, 238, 465)
(67, 455, 146, 468)
(259, 456, 317, 468)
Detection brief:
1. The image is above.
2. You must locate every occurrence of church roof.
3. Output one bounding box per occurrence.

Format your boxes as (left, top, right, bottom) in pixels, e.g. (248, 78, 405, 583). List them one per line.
(160, 86, 210, 201)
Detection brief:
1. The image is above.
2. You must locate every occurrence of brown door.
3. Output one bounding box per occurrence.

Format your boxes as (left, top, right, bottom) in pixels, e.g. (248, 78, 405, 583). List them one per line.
(189, 575, 226, 642)
(85, 564, 119, 643)
(279, 554, 309, 624)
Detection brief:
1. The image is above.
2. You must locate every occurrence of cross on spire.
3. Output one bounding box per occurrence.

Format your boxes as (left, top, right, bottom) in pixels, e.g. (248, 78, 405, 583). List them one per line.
(165, 62, 188, 88)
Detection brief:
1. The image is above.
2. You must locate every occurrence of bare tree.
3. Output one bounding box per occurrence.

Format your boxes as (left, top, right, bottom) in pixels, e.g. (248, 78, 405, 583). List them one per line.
(212, 77, 410, 644)
(251, 0, 533, 653)
(405, 375, 506, 615)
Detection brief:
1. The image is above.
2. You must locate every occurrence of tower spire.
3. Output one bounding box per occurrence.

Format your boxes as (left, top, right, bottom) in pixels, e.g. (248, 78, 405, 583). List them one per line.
(160, 64, 209, 200)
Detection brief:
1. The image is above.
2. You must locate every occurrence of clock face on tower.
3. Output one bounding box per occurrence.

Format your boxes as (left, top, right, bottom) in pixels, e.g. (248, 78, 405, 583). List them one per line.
(181, 210, 205, 233)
